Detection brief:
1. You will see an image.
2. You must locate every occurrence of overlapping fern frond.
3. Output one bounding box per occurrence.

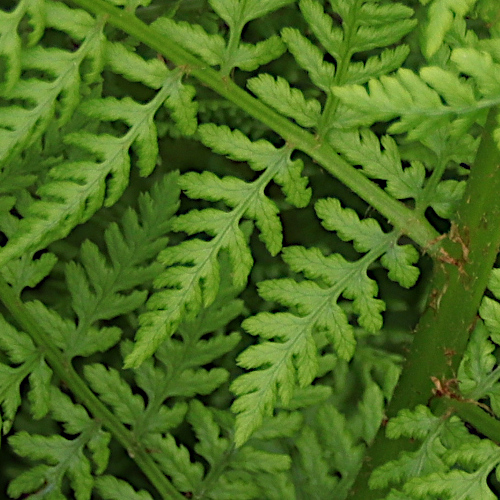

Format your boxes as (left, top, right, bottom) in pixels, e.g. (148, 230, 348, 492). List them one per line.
(0, 1, 196, 269)
(2, 0, 500, 498)
(125, 123, 311, 367)
(248, 0, 416, 135)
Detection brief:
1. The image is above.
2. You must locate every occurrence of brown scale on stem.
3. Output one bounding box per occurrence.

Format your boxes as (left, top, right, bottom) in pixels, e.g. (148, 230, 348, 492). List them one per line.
(430, 375, 494, 415)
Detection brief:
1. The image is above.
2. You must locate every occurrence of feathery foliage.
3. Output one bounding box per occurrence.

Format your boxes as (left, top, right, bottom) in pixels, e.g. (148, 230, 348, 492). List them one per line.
(2, 0, 500, 498)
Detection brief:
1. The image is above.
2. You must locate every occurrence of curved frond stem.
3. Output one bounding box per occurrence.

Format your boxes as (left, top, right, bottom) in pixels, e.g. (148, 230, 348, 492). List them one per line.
(0, 276, 185, 500)
(65, 0, 441, 252)
(434, 397, 500, 445)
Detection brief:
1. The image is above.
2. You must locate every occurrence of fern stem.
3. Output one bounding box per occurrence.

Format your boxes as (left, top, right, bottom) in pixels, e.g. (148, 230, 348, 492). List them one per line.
(0, 276, 185, 500)
(316, 0, 360, 136)
(66, 0, 440, 251)
(433, 397, 500, 444)
(349, 107, 500, 498)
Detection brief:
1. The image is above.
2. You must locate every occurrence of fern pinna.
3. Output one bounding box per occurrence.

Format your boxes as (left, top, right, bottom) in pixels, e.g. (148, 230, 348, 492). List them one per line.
(1, 0, 500, 499)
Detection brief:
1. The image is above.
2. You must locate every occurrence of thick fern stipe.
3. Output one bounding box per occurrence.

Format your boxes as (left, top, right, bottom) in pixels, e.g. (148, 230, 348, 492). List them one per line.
(2, 0, 500, 499)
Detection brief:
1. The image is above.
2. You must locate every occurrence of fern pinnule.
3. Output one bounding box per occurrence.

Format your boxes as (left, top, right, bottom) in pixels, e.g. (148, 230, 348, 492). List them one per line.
(95, 476, 154, 500)
(0, 2, 104, 166)
(328, 128, 468, 219)
(7, 387, 111, 500)
(84, 268, 246, 496)
(0, 314, 52, 433)
(421, 0, 478, 59)
(0, 0, 45, 94)
(152, 0, 291, 76)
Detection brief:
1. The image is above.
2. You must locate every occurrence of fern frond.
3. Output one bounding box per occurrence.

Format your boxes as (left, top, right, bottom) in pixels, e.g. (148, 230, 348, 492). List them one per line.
(73, 266, 242, 494)
(0, 315, 52, 433)
(280, 26, 335, 92)
(421, 0, 478, 59)
(3, 0, 500, 498)
(406, 440, 500, 499)
(65, 171, 180, 329)
(247, 74, 322, 128)
(328, 128, 467, 218)
(180, 399, 292, 499)
(0, 0, 45, 94)
(250, 0, 416, 136)
(7, 387, 111, 499)
(43, 173, 179, 359)
(458, 268, 500, 412)
(231, 198, 419, 445)
(0, 14, 197, 268)
(294, 403, 365, 499)
(0, 1, 103, 166)
(95, 476, 154, 500)
(152, 0, 290, 76)
(369, 405, 465, 491)
(125, 124, 311, 367)
(0, 70, 187, 268)
(331, 48, 500, 143)
(2, 251, 57, 297)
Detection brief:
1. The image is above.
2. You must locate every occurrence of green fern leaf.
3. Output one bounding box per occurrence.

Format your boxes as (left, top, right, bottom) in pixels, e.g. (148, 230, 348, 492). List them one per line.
(0, 4, 103, 166)
(27, 300, 122, 359)
(0, 0, 45, 93)
(332, 0, 415, 53)
(251, 411, 303, 440)
(369, 405, 475, 491)
(313, 0, 415, 83)
(82, 274, 242, 438)
(281, 27, 335, 91)
(95, 476, 154, 500)
(2, 251, 57, 297)
(186, 399, 291, 499)
(479, 293, 500, 347)
(346, 46, 411, 86)
(247, 74, 322, 127)
(406, 440, 500, 499)
(332, 68, 448, 134)
(0, 76, 183, 267)
(315, 198, 420, 289)
(457, 270, 500, 414)
(457, 320, 496, 399)
(487, 266, 500, 298)
(7, 388, 110, 499)
(231, 194, 420, 445)
(105, 41, 198, 135)
(65, 246, 147, 322)
(0, 315, 51, 433)
(5, 173, 179, 361)
(296, 427, 340, 495)
(255, 0, 417, 137)
(421, 0, 478, 59)
(328, 128, 467, 220)
(125, 124, 310, 367)
(142, 433, 205, 492)
(332, 57, 500, 141)
(153, 0, 288, 75)
(294, 402, 367, 498)
(210, 0, 294, 25)
(84, 364, 148, 424)
(315, 403, 365, 490)
(153, 18, 226, 66)
(328, 130, 425, 200)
